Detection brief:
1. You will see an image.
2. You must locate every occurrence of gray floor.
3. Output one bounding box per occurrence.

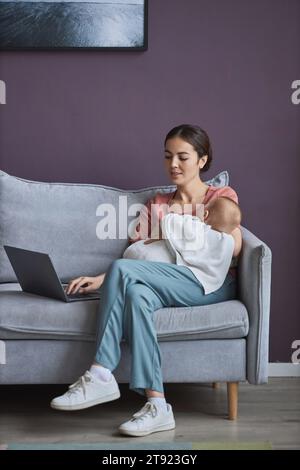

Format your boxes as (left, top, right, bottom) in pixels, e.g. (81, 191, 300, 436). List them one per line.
(0, 378, 299, 450)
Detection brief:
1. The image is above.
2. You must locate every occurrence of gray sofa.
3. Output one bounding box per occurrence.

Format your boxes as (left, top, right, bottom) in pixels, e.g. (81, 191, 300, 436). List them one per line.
(0, 170, 272, 419)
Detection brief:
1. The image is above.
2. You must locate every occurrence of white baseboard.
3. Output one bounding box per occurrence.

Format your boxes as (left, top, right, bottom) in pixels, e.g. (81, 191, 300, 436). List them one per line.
(269, 363, 300, 377)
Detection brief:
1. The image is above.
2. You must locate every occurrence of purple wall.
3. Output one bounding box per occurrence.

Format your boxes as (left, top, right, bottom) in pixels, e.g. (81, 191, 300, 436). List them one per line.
(0, 0, 299, 362)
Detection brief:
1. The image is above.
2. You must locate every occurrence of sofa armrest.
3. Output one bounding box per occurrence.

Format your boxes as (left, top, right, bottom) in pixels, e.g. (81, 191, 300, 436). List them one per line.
(238, 227, 272, 384)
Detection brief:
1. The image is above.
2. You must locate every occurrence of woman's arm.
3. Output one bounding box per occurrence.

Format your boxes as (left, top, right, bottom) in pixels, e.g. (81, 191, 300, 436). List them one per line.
(231, 227, 242, 257)
(66, 273, 106, 295)
(128, 198, 153, 244)
(212, 186, 241, 257)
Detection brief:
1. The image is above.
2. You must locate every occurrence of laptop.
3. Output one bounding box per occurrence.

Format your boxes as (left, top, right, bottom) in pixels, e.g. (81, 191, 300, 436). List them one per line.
(3, 245, 101, 303)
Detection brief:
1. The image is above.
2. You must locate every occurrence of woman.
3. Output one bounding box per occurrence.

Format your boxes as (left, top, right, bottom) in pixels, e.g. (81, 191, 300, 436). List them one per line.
(50, 124, 242, 437)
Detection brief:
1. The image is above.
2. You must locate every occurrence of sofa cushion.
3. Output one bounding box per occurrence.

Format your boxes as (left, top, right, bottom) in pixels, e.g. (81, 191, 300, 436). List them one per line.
(0, 170, 229, 283)
(0, 283, 249, 341)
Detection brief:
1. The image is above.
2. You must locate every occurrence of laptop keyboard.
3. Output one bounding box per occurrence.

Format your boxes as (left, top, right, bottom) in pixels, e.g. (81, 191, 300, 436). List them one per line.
(62, 284, 99, 300)
(66, 292, 100, 300)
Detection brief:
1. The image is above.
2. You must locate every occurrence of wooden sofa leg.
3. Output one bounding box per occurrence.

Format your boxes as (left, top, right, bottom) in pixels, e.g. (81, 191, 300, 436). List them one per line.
(227, 382, 239, 420)
(212, 382, 220, 389)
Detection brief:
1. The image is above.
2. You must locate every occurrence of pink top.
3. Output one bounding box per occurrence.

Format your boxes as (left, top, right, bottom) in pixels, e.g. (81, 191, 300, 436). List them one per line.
(129, 185, 239, 244)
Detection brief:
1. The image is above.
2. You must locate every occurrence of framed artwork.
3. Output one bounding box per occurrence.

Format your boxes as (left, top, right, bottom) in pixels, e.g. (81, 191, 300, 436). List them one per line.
(0, 0, 148, 50)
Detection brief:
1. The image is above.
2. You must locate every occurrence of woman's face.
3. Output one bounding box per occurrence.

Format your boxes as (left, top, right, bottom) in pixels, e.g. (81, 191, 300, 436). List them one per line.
(164, 137, 207, 185)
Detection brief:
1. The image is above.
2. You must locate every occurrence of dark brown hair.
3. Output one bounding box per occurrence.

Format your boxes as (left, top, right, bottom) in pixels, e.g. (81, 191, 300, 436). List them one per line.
(164, 124, 212, 172)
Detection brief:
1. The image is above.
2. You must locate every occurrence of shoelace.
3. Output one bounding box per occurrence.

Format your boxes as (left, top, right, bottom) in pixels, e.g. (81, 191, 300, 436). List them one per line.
(66, 372, 92, 400)
(131, 402, 158, 422)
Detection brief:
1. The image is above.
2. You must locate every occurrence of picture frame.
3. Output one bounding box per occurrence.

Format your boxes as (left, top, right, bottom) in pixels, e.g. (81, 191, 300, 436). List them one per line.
(0, 0, 148, 50)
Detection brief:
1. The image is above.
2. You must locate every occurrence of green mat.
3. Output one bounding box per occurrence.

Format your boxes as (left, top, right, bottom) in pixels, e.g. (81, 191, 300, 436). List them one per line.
(193, 441, 272, 450)
(5, 441, 272, 450)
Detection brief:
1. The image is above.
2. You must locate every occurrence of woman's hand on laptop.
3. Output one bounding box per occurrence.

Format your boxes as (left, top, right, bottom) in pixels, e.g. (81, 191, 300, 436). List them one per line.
(66, 273, 105, 295)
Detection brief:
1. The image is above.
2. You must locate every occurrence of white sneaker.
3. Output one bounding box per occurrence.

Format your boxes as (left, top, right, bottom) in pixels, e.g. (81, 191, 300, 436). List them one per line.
(50, 371, 120, 411)
(118, 401, 176, 437)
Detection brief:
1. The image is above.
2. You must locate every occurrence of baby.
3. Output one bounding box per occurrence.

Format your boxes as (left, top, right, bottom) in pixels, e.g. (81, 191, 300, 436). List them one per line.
(204, 196, 241, 234)
(123, 196, 241, 263)
(123, 196, 241, 295)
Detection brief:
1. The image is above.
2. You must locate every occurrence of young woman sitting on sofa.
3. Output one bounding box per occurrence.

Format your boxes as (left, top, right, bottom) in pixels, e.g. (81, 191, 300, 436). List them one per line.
(50, 124, 242, 438)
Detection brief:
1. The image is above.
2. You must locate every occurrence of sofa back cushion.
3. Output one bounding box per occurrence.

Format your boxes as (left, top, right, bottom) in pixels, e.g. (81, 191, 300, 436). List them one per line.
(0, 170, 228, 283)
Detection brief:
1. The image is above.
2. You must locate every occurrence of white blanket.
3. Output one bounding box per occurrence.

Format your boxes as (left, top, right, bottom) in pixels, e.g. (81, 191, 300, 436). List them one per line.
(123, 239, 175, 263)
(161, 213, 234, 294)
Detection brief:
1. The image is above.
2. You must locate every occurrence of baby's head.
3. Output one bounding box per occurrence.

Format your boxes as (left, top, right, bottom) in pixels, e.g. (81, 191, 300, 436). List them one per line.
(204, 197, 242, 234)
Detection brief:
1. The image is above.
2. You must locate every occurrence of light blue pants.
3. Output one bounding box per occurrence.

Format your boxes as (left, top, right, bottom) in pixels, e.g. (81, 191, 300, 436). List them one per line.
(94, 259, 236, 397)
